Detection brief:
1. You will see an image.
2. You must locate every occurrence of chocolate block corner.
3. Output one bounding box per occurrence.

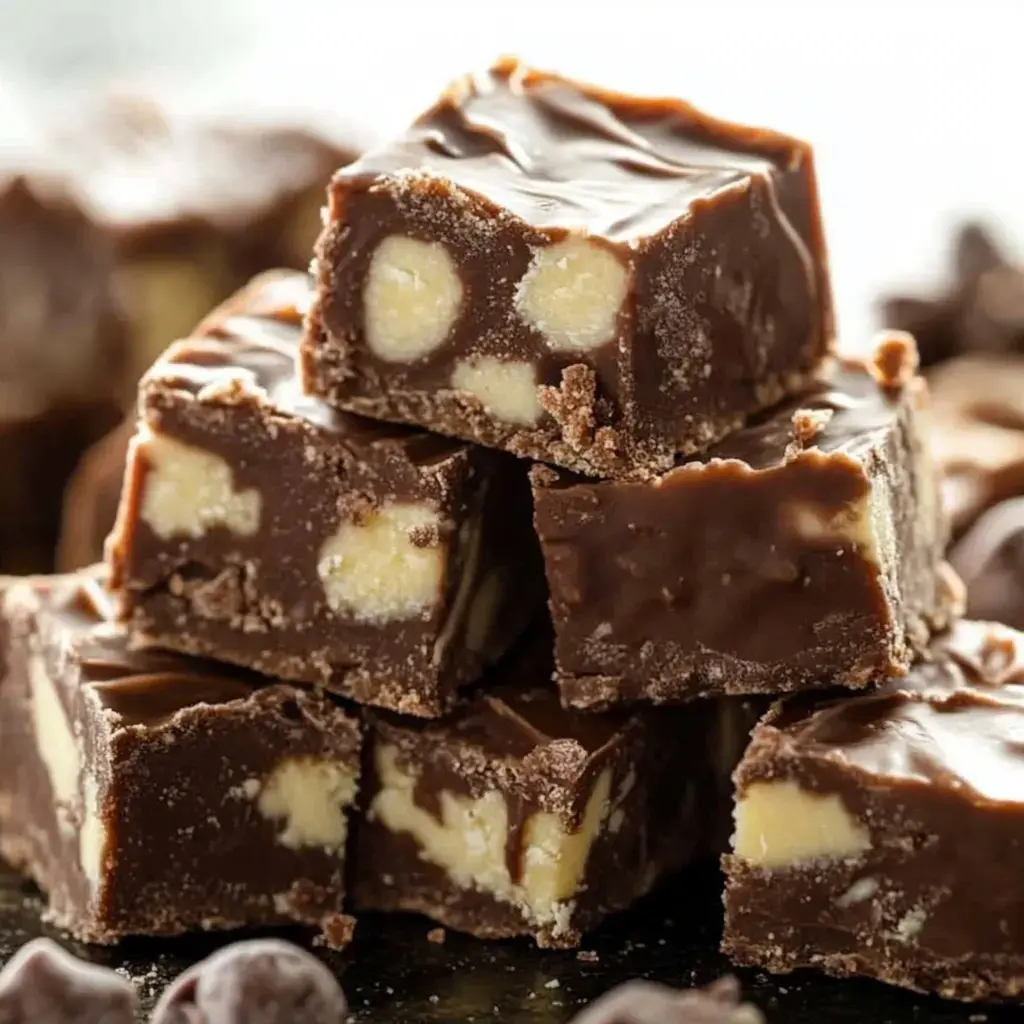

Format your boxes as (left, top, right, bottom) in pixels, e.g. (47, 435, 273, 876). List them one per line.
(723, 619, 1024, 1001)
(303, 58, 833, 479)
(108, 271, 541, 717)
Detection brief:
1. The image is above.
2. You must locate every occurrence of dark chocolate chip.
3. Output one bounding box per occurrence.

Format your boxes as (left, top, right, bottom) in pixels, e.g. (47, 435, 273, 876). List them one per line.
(568, 977, 762, 1024)
(0, 938, 136, 1024)
(149, 939, 346, 1024)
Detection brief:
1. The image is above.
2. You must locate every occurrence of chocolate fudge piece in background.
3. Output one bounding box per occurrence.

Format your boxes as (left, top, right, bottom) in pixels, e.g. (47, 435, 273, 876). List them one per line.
(108, 271, 540, 717)
(0, 938, 137, 1023)
(723, 618, 1024, 1001)
(49, 92, 362, 388)
(0, 568, 361, 944)
(354, 632, 755, 947)
(880, 222, 1024, 368)
(532, 336, 951, 710)
(57, 418, 133, 572)
(0, 93, 361, 576)
(925, 352, 1024, 537)
(0, 171, 127, 574)
(949, 497, 1024, 629)
(306, 57, 833, 479)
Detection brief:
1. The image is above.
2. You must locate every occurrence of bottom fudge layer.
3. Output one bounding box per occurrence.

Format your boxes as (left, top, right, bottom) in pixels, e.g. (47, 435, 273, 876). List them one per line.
(355, 634, 755, 947)
(723, 619, 1024, 1001)
(0, 568, 361, 943)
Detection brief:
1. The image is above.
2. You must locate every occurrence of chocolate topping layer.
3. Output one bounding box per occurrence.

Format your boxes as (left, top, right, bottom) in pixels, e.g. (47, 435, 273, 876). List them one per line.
(338, 61, 818, 247)
(0, 567, 361, 945)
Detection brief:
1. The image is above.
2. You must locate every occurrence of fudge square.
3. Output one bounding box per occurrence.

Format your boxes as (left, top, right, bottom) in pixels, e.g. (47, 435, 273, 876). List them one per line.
(304, 57, 834, 479)
(108, 270, 540, 717)
(0, 569, 361, 944)
(723, 619, 1024, 1002)
(354, 633, 753, 947)
(532, 335, 952, 709)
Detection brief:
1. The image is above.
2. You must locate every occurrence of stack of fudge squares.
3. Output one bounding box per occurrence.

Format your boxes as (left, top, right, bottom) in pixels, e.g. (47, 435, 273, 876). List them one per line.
(3, 58, 1020, 1003)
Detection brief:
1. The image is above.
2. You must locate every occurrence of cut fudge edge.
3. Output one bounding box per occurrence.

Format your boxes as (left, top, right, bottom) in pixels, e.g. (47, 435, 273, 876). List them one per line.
(720, 694, 1021, 1002)
(0, 576, 363, 944)
(108, 370, 538, 718)
(538, 374, 953, 709)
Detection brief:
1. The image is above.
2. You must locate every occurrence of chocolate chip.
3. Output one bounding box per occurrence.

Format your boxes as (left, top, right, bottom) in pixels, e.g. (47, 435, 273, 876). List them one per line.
(150, 939, 346, 1024)
(0, 938, 136, 1024)
(568, 977, 762, 1024)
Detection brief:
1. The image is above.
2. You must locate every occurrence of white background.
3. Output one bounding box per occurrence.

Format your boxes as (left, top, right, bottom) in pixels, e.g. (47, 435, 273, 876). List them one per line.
(1, 0, 1022, 350)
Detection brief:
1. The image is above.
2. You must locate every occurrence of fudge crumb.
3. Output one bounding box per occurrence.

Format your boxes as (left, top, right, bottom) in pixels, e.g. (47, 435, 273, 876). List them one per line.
(576, 950, 599, 963)
(870, 329, 920, 390)
(545, 979, 561, 990)
(315, 913, 356, 950)
(787, 407, 833, 456)
(426, 927, 446, 945)
(538, 364, 598, 452)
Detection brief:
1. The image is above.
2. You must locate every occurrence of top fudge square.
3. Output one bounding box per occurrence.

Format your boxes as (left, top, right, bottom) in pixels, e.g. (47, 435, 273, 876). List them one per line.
(303, 58, 834, 479)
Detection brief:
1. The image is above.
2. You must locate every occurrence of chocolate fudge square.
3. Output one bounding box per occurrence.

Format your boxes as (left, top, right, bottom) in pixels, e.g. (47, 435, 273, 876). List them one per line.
(304, 57, 833, 479)
(108, 270, 539, 717)
(532, 336, 952, 709)
(0, 569, 360, 944)
(354, 634, 753, 947)
(723, 619, 1024, 1001)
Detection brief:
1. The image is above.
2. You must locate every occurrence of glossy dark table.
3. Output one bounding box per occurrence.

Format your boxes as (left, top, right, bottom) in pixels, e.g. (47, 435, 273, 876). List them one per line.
(0, 860, 1014, 1022)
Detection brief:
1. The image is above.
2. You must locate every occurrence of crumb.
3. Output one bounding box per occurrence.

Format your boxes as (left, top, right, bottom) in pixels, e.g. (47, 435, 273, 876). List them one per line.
(429, 995, 439, 1004)
(538, 363, 598, 452)
(576, 950, 599, 963)
(315, 912, 356, 950)
(544, 978, 561, 990)
(870, 329, 920, 390)
(785, 407, 833, 459)
(969, 1015, 988, 1023)
(426, 927, 446, 945)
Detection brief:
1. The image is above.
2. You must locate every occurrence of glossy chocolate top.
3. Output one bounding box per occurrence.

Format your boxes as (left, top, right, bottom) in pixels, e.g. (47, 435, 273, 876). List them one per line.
(6, 569, 270, 726)
(770, 620, 1024, 804)
(145, 270, 464, 463)
(336, 57, 812, 241)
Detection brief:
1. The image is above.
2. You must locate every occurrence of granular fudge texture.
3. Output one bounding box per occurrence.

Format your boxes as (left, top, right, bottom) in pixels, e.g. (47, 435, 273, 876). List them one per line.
(354, 633, 755, 947)
(532, 336, 952, 709)
(723, 619, 1024, 1001)
(109, 270, 540, 717)
(305, 57, 833, 479)
(0, 568, 361, 944)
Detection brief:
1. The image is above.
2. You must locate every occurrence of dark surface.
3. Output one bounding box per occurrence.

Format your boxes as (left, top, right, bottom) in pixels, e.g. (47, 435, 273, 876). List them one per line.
(0, 860, 1015, 1022)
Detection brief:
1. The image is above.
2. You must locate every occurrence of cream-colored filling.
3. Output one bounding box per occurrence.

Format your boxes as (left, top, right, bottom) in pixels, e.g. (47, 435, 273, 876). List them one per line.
(369, 744, 612, 936)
